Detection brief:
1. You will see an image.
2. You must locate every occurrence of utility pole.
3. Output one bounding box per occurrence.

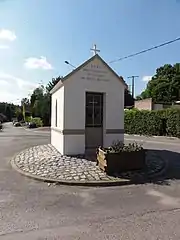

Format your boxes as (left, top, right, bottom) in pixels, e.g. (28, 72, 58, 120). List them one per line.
(128, 76, 139, 99)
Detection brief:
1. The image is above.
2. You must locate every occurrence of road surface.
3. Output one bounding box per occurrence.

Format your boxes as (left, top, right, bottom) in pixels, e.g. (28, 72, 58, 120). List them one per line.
(1, 123, 180, 239)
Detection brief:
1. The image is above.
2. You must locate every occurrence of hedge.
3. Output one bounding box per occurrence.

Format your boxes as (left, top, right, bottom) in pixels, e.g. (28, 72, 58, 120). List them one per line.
(166, 109, 180, 137)
(124, 108, 180, 138)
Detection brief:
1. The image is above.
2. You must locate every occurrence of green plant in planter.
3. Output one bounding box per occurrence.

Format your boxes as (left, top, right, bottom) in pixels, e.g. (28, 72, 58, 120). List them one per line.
(122, 142, 143, 152)
(97, 140, 145, 174)
(105, 140, 143, 153)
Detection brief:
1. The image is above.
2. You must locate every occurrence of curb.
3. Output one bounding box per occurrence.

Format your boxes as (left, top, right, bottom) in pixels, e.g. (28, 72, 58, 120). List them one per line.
(11, 157, 131, 187)
(22, 127, 50, 134)
(124, 134, 179, 141)
(11, 151, 168, 187)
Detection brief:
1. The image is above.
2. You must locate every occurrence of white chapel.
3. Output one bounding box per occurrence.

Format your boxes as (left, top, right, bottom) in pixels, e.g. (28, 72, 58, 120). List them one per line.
(50, 46, 127, 155)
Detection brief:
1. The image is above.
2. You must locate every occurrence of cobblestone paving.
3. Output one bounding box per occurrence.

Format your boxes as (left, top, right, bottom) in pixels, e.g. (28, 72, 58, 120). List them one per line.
(12, 144, 165, 183)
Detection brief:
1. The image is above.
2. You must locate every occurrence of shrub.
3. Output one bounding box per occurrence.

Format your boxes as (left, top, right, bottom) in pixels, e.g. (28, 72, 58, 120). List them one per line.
(124, 109, 163, 136)
(166, 108, 180, 137)
(102, 140, 143, 153)
(25, 116, 32, 122)
(124, 108, 180, 138)
(31, 117, 43, 127)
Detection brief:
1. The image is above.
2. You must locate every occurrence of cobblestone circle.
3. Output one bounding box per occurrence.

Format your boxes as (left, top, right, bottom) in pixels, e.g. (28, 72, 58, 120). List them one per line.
(12, 144, 166, 184)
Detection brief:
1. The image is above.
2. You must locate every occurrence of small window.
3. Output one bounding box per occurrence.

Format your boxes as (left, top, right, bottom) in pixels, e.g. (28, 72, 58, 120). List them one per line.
(85, 93, 103, 127)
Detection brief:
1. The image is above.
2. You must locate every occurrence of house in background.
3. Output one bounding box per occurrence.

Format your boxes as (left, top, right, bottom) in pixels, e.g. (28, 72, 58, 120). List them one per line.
(135, 98, 180, 110)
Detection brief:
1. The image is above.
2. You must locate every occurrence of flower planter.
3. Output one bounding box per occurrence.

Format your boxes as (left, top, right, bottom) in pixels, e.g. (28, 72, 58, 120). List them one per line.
(97, 147, 145, 175)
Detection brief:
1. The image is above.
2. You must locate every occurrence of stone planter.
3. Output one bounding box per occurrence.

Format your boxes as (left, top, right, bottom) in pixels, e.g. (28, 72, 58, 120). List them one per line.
(97, 147, 145, 175)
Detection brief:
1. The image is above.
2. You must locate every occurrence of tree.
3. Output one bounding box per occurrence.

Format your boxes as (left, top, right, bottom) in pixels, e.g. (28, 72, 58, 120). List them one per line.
(124, 89, 134, 107)
(0, 102, 18, 121)
(15, 107, 23, 122)
(21, 97, 31, 120)
(30, 86, 45, 118)
(138, 63, 180, 103)
(29, 84, 52, 126)
(46, 76, 62, 93)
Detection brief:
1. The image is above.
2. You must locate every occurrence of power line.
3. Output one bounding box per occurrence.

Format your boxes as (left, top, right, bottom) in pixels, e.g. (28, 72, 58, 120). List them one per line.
(110, 37, 180, 64)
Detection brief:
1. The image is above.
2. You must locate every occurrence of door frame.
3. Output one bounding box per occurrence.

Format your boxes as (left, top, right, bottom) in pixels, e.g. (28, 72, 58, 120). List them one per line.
(85, 91, 104, 150)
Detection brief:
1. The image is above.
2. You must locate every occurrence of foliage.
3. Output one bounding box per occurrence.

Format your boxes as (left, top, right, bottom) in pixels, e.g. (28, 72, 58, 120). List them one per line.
(25, 116, 43, 127)
(31, 117, 43, 127)
(165, 108, 180, 137)
(125, 109, 163, 136)
(125, 108, 180, 138)
(0, 113, 7, 122)
(105, 140, 143, 153)
(0, 102, 17, 121)
(124, 89, 134, 107)
(26, 76, 61, 126)
(109, 140, 124, 152)
(46, 76, 62, 92)
(15, 107, 23, 122)
(25, 116, 32, 122)
(137, 63, 180, 103)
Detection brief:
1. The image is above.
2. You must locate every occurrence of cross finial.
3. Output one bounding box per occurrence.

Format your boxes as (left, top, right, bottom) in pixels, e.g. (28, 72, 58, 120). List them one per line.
(90, 44, 100, 56)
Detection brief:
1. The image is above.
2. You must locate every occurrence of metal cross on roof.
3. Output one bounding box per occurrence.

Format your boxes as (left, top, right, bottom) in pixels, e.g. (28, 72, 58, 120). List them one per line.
(90, 44, 100, 56)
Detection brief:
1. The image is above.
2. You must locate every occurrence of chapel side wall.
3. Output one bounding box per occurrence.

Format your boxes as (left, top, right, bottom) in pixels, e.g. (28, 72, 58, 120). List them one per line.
(63, 58, 125, 154)
(51, 87, 64, 154)
(104, 86, 124, 147)
(63, 84, 85, 155)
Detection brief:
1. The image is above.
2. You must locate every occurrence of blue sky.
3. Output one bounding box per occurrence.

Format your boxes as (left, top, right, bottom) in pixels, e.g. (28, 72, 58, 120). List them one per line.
(0, 0, 180, 103)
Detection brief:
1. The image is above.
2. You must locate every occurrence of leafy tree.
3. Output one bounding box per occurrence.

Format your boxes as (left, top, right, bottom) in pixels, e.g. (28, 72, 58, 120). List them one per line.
(21, 97, 31, 120)
(30, 86, 45, 118)
(15, 107, 23, 122)
(46, 76, 62, 93)
(29, 84, 51, 126)
(138, 63, 180, 103)
(0, 102, 17, 121)
(124, 89, 134, 107)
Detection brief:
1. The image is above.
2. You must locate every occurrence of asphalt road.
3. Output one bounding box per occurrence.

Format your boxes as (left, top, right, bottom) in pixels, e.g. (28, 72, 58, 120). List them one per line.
(1, 123, 180, 239)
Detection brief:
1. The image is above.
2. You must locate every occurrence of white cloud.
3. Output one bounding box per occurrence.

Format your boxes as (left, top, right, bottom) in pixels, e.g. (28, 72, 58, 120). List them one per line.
(0, 72, 38, 103)
(0, 45, 9, 49)
(0, 29, 16, 41)
(142, 75, 152, 82)
(24, 56, 53, 70)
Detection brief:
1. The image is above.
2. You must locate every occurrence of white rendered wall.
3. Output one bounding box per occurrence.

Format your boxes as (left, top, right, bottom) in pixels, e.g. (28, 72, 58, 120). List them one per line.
(51, 87, 65, 154)
(51, 130, 64, 154)
(64, 135, 85, 155)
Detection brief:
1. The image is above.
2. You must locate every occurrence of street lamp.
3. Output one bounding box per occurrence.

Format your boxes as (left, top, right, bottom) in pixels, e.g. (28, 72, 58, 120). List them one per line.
(64, 61, 76, 69)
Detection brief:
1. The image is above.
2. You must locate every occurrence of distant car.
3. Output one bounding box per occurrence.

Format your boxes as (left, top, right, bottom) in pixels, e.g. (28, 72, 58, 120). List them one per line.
(14, 122, 21, 127)
(13, 120, 18, 125)
(0, 122, 2, 131)
(28, 122, 37, 129)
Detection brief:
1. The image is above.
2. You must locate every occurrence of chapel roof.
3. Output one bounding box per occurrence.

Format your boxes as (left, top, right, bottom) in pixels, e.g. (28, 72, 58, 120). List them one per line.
(51, 54, 127, 94)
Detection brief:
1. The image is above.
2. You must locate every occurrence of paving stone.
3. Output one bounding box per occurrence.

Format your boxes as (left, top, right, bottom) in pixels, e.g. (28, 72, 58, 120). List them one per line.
(13, 144, 166, 184)
(80, 175, 86, 179)
(74, 176, 80, 180)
